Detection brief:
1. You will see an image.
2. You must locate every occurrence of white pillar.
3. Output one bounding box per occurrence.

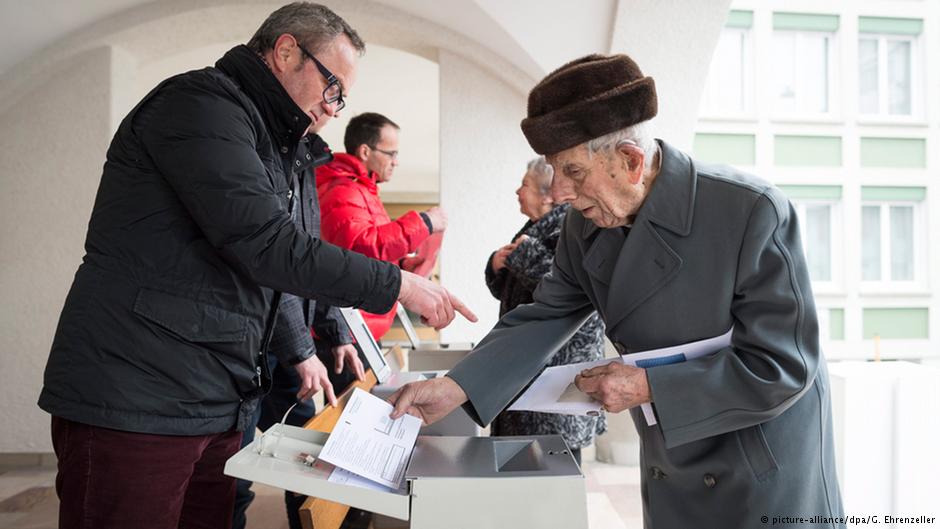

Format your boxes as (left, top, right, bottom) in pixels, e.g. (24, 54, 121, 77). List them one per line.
(608, 0, 732, 149)
(0, 45, 125, 451)
(437, 49, 531, 344)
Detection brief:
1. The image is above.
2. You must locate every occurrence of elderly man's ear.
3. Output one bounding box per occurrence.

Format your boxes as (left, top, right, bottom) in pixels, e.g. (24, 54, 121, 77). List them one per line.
(616, 142, 646, 183)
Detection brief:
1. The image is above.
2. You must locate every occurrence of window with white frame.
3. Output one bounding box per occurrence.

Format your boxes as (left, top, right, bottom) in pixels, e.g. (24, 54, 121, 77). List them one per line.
(701, 24, 752, 116)
(772, 31, 835, 115)
(782, 186, 843, 286)
(770, 13, 839, 117)
(860, 187, 925, 286)
(799, 202, 836, 282)
(858, 35, 915, 115)
(858, 17, 922, 118)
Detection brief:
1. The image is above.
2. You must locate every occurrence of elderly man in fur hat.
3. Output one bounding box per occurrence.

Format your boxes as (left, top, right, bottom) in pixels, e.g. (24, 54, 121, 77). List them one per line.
(389, 53, 845, 529)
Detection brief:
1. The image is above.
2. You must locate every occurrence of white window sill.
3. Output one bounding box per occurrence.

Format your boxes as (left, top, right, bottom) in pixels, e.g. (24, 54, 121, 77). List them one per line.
(768, 114, 845, 125)
(857, 288, 932, 298)
(696, 114, 759, 124)
(856, 116, 928, 127)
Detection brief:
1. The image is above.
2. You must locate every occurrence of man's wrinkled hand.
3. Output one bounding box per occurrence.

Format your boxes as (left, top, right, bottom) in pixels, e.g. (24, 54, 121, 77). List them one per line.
(574, 362, 651, 413)
(398, 270, 477, 330)
(332, 344, 364, 381)
(387, 377, 468, 425)
(293, 355, 337, 407)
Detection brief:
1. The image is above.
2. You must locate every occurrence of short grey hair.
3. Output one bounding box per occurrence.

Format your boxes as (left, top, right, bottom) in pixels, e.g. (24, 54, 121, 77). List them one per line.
(526, 156, 554, 196)
(586, 120, 657, 169)
(247, 2, 365, 56)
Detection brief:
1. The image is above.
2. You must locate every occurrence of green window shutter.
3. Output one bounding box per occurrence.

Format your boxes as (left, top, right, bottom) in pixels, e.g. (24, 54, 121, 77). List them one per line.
(859, 17, 923, 35)
(693, 133, 755, 166)
(778, 185, 843, 200)
(863, 308, 929, 339)
(774, 135, 842, 167)
(773, 13, 840, 32)
(829, 308, 845, 341)
(861, 186, 926, 201)
(860, 137, 926, 168)
(726, 10, 753, 29)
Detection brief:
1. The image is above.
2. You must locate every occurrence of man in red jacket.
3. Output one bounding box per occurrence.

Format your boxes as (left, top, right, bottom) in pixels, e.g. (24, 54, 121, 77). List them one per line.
(317, 112, 445, 339)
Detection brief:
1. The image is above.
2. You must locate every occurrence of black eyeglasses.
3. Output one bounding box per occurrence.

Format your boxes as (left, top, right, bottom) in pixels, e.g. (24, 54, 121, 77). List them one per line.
(295, 40, 345, 112)
(371, 147, 399, 159)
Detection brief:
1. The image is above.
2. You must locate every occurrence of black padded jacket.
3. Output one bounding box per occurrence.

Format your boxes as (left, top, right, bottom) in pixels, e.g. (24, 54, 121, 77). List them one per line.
(38, 45, 399, 435)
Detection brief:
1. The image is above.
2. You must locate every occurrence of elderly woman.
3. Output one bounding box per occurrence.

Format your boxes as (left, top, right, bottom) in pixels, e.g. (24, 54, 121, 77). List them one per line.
(484, 157, 606, 464)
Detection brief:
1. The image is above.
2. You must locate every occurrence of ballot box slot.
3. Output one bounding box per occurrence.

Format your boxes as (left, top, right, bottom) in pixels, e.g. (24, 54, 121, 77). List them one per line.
(494, 439, 547, 472)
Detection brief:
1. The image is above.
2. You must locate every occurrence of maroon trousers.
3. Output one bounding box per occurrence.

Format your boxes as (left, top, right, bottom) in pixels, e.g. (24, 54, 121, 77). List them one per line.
(51, 416, 242, 529)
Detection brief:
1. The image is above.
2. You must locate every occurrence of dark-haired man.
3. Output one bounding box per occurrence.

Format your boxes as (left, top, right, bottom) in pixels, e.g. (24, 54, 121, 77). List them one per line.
(318, 112, 447, 340)
(38, 4, 475, 528)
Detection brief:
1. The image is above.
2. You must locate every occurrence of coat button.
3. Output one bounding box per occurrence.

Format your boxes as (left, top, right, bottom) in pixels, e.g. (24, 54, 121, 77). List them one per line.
(703, 474, 717, 488)
(614, 342, 626, 354)
(294, 160, 301, 167)
(190, 324, 199, 332)
(280, 146, 289, 154)
(649, 467, 666, 480)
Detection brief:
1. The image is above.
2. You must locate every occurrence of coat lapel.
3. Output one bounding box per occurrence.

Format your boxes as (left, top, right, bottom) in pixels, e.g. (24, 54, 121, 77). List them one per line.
(581, 227, 626, 311)
(604, 222, 681, 330)
(602, 141, 697, 330)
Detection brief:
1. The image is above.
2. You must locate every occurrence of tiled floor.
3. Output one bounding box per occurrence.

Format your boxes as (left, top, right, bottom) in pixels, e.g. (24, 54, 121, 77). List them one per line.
(0, 461, 642, 528)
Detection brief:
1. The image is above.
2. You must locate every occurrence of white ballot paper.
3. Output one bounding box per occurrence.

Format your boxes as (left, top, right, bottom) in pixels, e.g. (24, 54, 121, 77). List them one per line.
(507, 357, 614, 416)
(319, 387, 421, 489)
(622, 327, 733, 426)
(508, 328, 734, 427)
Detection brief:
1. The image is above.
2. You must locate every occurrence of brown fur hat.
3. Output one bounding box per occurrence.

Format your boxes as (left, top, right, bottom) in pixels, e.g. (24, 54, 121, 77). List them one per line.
(520, 54, 657, 155)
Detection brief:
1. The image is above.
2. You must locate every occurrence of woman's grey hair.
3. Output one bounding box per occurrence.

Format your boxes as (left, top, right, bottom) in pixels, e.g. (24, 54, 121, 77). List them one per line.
(526, 156, 554, 196)
(247, 2, 365, 56)
(586, 120, 657, 169)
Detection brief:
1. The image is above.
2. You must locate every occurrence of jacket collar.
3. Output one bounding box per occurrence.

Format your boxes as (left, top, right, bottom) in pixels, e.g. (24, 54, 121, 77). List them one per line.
(321, 153, 379, 193)
(296, 134, 334, 173)
(215, 45, 311, 152)
(581, 140, 696, 239)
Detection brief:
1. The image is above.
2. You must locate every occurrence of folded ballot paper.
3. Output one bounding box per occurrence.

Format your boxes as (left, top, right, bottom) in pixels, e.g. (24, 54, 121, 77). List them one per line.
(318, 387, 422, 491)
(509, 328, 733, 426)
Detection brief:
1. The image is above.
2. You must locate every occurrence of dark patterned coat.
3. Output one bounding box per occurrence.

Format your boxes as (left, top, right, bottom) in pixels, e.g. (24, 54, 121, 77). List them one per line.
(484, 204, 606, 449)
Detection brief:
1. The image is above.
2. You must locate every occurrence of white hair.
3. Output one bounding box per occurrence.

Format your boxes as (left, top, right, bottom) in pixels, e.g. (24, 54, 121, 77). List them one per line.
(525, 156, 554, 196)
(585, 120, 657, 169)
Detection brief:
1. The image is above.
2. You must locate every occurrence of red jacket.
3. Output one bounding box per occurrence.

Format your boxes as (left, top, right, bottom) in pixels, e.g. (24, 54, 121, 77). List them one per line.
(317, 153, 432, 339)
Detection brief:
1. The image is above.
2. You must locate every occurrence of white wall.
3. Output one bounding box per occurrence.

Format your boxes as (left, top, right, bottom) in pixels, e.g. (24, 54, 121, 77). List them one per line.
(0, 46, 116, 451)
(437, 49, 532, 344)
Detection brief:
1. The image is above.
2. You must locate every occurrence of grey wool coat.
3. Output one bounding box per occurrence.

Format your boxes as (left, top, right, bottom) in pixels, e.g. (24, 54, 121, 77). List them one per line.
(448, 141, 845, 529)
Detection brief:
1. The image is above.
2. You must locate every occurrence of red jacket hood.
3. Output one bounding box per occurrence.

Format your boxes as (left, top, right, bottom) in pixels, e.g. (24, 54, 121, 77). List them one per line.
(316, 152, 378, 194)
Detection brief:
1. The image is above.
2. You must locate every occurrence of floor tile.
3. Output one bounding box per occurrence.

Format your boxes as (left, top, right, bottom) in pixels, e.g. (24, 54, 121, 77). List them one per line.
(586, 491, 629, 529)
(0, 470, 55, 500)
(603, 484, 644, 521)
(0, 487, 56, 513)
(590, 462, 642, 486)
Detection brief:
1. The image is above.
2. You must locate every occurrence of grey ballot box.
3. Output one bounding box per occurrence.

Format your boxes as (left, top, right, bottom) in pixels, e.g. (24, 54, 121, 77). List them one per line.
(224, 427, 587, 529)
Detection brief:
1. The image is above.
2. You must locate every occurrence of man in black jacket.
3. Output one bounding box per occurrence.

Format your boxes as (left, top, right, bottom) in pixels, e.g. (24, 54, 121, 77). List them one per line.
(37, 3, 475, 528)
